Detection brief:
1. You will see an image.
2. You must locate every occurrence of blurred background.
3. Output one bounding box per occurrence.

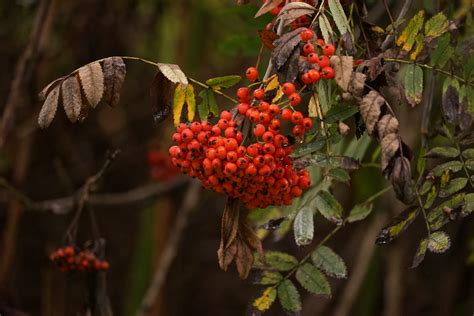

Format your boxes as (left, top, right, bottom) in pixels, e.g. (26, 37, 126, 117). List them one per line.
(0, 0, 473, 315)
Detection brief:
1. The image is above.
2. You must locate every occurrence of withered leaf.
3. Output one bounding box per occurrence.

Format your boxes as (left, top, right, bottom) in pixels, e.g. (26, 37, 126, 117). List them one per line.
(38, 83, 60, 129)
(276, 2, 316, 27)
(61, 74, 82, 122)
(330, 55, 353, 91)
(217, 199, 240, 271)
(38, 76, 65, 101)
(255, 0, 283, 18)
(157, 63, 188, 87)
(348, 72, 366, 97)
(277, 46, 300, 83)
(78, 62, 104, 108)
(390, 157, 415, 204)
(376, 206, 420, 245)
(150, 72, 173, 123)
(235, 239, 254, 279)
(359, 90, 384, 135)
(103, 57, 126, 107)
(338, 121, 350, 136)
(377, 114, 399, 139)
(442, 85, 460, 124)
(272, 27, 305, 71)
(381, 133, 400, 172)
(258, 29, 279, 50)
(366, 56, 383, 81)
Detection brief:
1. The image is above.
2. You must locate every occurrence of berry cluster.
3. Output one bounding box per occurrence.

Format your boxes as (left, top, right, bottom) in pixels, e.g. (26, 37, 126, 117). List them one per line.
(299, 28, 335, 83)
(147, 149, 179, 181)
(169, 82, 313, 208)
(50, 246, 110, 273)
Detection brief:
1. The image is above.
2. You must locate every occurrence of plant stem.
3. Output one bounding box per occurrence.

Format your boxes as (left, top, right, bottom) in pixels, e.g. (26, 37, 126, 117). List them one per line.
(187, 78, 239, 104)
(414, 187, 431, 236)
(366, 186, 392, 203)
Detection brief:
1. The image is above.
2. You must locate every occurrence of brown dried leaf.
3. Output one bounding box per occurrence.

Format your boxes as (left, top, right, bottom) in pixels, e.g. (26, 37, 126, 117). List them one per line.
(78, 62, 104, 108)
(38, 84, 60, 129)
(157, 63, 188, 86)
(381, 133, 400, 172)
(258, 29, 279, 50)
(272, 27, 305, 71)
(61, 75, 82, 122)
(359, 90, 384, 135)
(338, 121, 350, 136)
(330, 56, 353, 91)
(235, 239, 254, 279)
(255, 0, 283, 18)
(366, 56, 383, 81)
(277, 46, 301, 83)
(150, 72, 174, 123)
(390, 157, 415, 204)
(103, 57, 126, 107)
(276, 2, 316, 27)
(38, 76, 65, 101)
(217, 199, 240, 271)
(377, 114, 399, 139)
(348, 72, 366, 97)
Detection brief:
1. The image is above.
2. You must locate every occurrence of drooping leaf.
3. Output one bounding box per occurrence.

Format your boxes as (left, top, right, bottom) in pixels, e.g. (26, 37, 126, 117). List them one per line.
(205, 75, 241, 90)
(404, 64, 423, 107)
(425, 146, 459, 159)
(150, 72, 173, 123)
(427, 193, 465, 230)
(319, 14, 333, 44)
(258, 29, 279, 50)
(428, 231, 451, 253)
(390, 157, 415, 204)
(198, 89, 218, 121)
(377, 114, 399, 139)
(78, 62, 104, 108)
(317, 79, 330, 111)
(315, 191, 344, 225)
(328, 0, 351, 36)
(429, 160, 463, 177)
(424, 12, 449, 38)
(173, 84, 186, 126)
(255, 0, 283, 18)
(102, 56, 126, 107)
(396, 10, 425, 52)
(325, 104, 359, 124)
(462, 148, 474, 159)
(217, 199, 240, 272)
(253, 287, 277, 312)
(38, 76, 65, 101)
(328, 168, 350, 184)
(359, 90, 384, 135)
(61, 75, 82, 122)
(380, 133, 400, 171)
(254, 251, 298, 271)
(264, 74, 280, 92)
(411, 238, 428, 268)
(277, 280, 302, 312)
(439, 178, 468, 198)
(296, 263, 331, 295)
(347, 202, 373, 223)
(276, 1, 316, 27)
(235, 239, 254, 280)
(330, 56, 353, 91)
(311, 245, 347, 279)
(256, 271, 283, 285)
(294, 206, 314, 246)
(271, 27, 306, 71)
(157, 63, 188, 86)
(430, 33, 453, 68)
(375, 206, 420, 245)
(38, 84, 60, 129)
(185, 84, 196, 122)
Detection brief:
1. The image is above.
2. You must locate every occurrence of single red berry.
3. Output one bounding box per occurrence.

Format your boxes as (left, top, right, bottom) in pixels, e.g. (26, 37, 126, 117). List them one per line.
(293, 124, 304, 137)
(282, 82, 296, 95)
(291, 111, 304, 125)
(281, 108, 293, 120)
(238, 103, 249, 115)
(307, 53, 319, 64)
(322, 43, 335, 56)
(253, 124, 266, 137)
(302, 117, 313, 130)
(317, 55, 331, 68)
(269, 104, 280, 115)
(246, 67, 259, 82)
(308, 69, 320, 83)
(262, 131, 274, 143)
(289, 93, 301, 106)
(300, 72, 312, 85)
(300, 28, 314, 41)
(316, 38, 325, 46)
(190, 122, 202, 133)
(321, 66, 335, 79)
(253, 88, 264, 100)
(236, 87, 249, 99)
(220, 110, 232, 120)
(258, 101, 270, 112)
(303, 43, 315, 55)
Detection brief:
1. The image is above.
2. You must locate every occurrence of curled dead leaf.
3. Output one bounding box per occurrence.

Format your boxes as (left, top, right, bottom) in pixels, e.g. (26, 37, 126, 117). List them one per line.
(390, 157, 415, 204)
(377, 114, 399, 139)
(78, 62, 104, 108)
(38, 84, 60, 129)
(272, 27, 305, 71)
(103, 57, 126, 107)
(61, 74, 82, 123)
(381, 133, 400, 172)
(359, 90, 384, 135)
(330, 55, 353, 91)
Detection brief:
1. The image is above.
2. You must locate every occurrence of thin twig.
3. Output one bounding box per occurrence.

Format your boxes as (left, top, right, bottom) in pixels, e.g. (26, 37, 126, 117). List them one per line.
(380, 0, 413, 50)
(135, 181, 201, 316)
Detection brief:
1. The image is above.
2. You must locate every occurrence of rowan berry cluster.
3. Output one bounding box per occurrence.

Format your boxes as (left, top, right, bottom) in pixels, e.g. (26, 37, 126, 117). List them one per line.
(50, 246, 110, 273)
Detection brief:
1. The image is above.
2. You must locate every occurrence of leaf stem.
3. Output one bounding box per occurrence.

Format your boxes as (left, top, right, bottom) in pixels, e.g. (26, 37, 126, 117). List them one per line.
(187, 78, 239, 104)
(414, 186, 431, 237)
(366, 186, 392, 203)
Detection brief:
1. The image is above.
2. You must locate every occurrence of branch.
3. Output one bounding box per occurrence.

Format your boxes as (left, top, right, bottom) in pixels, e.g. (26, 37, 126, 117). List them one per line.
(380, 0, 413, 50)
(135, 180, 202, 316)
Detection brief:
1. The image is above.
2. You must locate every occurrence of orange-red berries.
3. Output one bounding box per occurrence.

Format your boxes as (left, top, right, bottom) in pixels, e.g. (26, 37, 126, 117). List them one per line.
(50, 245, 109, 273)
(246, 67, 259, 82)
(300, 28, 314, 41)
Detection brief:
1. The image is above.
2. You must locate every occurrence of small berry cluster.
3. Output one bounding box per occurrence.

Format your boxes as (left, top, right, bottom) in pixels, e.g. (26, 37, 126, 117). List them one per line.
(50, 246, 110, 273)
(299, 28, 335, 83)
(147, 149, 179, 181)
(169, 82, 312, 208)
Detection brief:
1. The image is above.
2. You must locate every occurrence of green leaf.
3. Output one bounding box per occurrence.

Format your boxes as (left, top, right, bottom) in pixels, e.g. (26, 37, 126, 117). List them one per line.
(462, 193, 474, 216)
(277, 280, 302, 312)
(197, 89, 218, 121)
(439, 178, 468, 198)
(328, 0, 351, 36)
(420, 179, 434, 195)
(329, 168, 350, 184)
(428, 231, 451, 253)
(319, 14, 333, 44)
(396, 10, 425, 52)
(465, 159, 474, 171)
(173, 84, 186, 126)
(417, 147, 427, 176)
(292, 134, 341, 157)
(296, 263, 331, 295)
(462, 148, 474, 159)
(404, 64, 424, 106)
(430, 33, 453, 68)
(312, 245, 347, 279)
(347, 202, 373, 223)
(314, 191, 344, 225)
(185, 84, 196, 122)
(317, 79, 330, 111)
(205, 75, 241, 90)
(253, 287, 277, 312)
(375, 206, 420, 244)
(256, 271, 283, 285)
(424, 146, 459, 158)
(294, 206, 314, 246)
(254, 251, 298, 271)
(411, 238, 428, 268)
(424, 12, 449, 38)
(424, 186, 438, 209)
(427, 193, 465, 230)
(464, 55, 474, 80)
(324, 104, 359, 124)
(429, 160, 463, 177)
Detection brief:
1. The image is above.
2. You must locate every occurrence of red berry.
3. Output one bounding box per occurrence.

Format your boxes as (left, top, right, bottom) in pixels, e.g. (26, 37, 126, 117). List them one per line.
(321, 66, 335, 79)
(291, 111, 304, 125)
(236, 87, 249, 99)
(282, 82, 296, 95)
(253, 88, 264, 100)
(281, 108, 293, 120)
(307, 53, 319, 64)
(302, 117, 313, 130)
(303, 43, 315, 55)
(253, 124, 266, 137)
(300, 72, 312, 85)
(269, 104, 280, 115)
(322, 43, 335, 56)
(238, 103, 249, 115)
(300, 28, 314, 41)
(190, 122, 202, 133)
(246, 67, 259, 82)
(308, 69, 320, 83)
(262, 131, 274, 143)
(289, 93, 301, 106)
(317, 55, 330, 68)
(316, 38, 325, 46)
(220, 110, 232, 120)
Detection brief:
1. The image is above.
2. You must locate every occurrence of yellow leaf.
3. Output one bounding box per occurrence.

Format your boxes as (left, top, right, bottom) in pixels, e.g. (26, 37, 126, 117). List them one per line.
(272, 86, 284, 103)
(253, 287, 277, 312)
(173, 84, 186, 126)
(371, 26, 385, 33)
(396, 10, 425, 52)
(308, 95, 318, 118)
(410, 33, 424, 60)
(265, 74, 279, 92)
(186, 84, 196, 122)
